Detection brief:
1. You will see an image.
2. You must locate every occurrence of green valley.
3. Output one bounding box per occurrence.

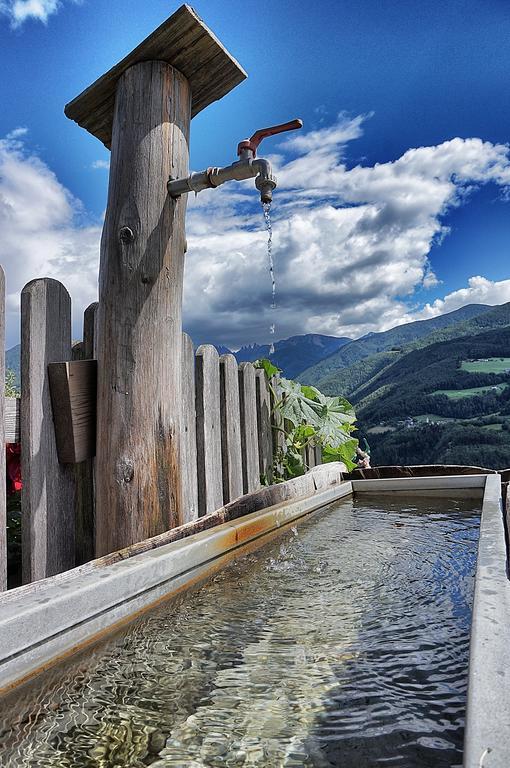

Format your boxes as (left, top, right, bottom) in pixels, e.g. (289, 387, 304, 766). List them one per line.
(298, 302, 510, 470)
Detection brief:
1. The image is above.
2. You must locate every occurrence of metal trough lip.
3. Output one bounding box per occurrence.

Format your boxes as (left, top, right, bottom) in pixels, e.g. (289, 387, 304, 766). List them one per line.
(0, 478, 352, 694)
(0, 472, 508, 768)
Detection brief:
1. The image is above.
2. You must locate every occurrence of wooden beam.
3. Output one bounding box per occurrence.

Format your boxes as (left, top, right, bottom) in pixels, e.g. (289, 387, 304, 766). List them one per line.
(64, 5, 247, 148)
(48, 359, 97, 464)
(21, 278, 75, 582)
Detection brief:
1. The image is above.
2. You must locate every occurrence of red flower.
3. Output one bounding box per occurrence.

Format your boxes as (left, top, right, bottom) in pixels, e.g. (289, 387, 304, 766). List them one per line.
(6, 443, 22, 495)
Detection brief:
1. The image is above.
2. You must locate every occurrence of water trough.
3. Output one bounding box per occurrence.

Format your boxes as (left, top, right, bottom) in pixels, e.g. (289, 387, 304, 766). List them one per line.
(0, 466, 508, 767)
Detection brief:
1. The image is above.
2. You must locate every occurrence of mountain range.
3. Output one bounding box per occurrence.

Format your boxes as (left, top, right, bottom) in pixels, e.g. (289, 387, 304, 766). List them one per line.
(296, 302, 510, 470)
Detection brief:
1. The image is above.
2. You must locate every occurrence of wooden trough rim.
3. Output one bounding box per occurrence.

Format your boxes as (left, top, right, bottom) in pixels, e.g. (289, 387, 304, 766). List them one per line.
(64, 4, 248, 148)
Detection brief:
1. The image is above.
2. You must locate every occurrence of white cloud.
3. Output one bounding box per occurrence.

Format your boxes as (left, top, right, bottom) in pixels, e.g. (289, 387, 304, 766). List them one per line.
(0, 131, 100, 345)
(183, 115, 510, 346)
(1, 118, 509, 351)
(1, 0, 66, 26)
(412, 277, 510, 321)
(91, 159, 109, 170)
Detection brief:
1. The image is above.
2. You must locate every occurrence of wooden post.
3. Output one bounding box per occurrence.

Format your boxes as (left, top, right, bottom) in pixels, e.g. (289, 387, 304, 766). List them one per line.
(195, 345, 223, 516)
(64, 7, 247, 554)
(0, 268, 5, 591)
(239, 362, 260, 494)
(21, 278, 75, 582)
(181, 332, 198, 522)
(255, 369, 273, 485)
(95, 62, 190, 554)
(219, 354, 243, 504)
(73, 301, 97, 563)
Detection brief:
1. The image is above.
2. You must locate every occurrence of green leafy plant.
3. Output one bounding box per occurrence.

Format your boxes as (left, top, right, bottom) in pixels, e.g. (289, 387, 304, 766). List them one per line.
(5, 368, 19, 398)
(256, 359, 358, 481)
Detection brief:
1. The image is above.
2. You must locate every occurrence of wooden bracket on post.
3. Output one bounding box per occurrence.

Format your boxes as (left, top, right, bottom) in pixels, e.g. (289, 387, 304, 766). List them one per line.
(48, 360, 97, 463)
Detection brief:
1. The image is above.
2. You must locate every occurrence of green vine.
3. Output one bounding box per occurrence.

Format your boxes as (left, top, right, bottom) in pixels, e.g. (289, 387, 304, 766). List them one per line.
(255, 359, 358, 481)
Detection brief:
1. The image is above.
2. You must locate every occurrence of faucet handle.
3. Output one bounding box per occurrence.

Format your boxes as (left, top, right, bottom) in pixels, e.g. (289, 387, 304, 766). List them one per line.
(237, 118, 303, 157)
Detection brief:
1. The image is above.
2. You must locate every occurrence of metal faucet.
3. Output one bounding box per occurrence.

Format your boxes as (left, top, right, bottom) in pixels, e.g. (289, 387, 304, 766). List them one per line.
(167, 119, 303, 204)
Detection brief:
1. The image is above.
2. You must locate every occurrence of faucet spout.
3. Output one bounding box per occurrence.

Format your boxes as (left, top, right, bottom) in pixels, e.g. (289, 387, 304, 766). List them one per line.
(167, 156, 277, 204)
(166, 117, 302, 205)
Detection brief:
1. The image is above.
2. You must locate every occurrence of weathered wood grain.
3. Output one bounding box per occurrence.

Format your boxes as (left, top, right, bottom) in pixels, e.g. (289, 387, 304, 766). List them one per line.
(238, 362, 260, 494)
(270, 375, 285, 479)
(21, 278, 75, 583)
(181, 333, 198, 522)
(255, 369, 273, 485)
(5, 397, 20, 443)
(219, 354, 243, 504)
(195, 344, 223, 516)
(48, 360, 97, 463)
(64, 5, 246, 148)
(72, 303, 97, 565)
(314, 444, 322, 466)
(0, 268, 5, 591)
(95, 62, 190, 555)
(305, 443, 315, 470)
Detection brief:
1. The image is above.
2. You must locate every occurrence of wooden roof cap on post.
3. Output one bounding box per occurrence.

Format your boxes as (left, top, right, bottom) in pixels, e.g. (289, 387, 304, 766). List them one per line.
(64, 4, 247, 148)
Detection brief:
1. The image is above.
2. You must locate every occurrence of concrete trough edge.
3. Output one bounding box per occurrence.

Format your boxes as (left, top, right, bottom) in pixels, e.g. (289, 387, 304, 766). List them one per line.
(0, 481, 352, 693)
(463, 472, 510, 768)
(352, 474, 486, 494)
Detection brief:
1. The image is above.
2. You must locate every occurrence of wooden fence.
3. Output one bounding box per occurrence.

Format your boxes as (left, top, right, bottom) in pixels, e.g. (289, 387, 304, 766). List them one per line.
(0, 276, 321, 590)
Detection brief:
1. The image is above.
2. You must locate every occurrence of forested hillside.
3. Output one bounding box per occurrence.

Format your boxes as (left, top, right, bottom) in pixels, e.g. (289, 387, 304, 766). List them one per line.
(298, 303, 490, 385)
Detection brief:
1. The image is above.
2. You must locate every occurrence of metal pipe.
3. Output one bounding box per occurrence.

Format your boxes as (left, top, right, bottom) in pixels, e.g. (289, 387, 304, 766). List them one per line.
(167, 157, 277, 204)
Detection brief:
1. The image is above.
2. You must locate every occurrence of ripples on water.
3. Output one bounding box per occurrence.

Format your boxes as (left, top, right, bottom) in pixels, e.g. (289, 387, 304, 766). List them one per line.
(0, 496, 480, 767)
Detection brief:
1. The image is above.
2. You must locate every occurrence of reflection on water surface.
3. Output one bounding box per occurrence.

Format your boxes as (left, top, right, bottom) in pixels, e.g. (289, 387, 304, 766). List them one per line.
(0, 496, 479, 767)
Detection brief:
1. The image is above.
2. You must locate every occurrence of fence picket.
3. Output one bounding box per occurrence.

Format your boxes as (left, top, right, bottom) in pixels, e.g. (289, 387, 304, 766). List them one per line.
(239, 362, 260, 494)
(255, 369, 273, 485)
(270, 375, 285, 479)
(73, 302, 98, 564)
(219, 354, 243, 504)
(181, 333, 198, 521)
(21, 278, 75, 582)
(195, 345, 223, 516)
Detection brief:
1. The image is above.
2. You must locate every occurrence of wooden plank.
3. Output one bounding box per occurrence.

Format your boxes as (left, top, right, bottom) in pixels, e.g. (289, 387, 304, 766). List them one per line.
(64, 4, 247, 148)
(73, 301, 98, 565)
(181, 332, 198, 522)
(0, 268, 5, 591)
(305, 443, 315, 470)
(21, 278, 75, 583)
(255, 369, 273, 485)
(195, 344, 223, 516)
(238, 362, 260, 494)
(48, 360, 97, 463)
(5, 398, 19, 443)
(314, 444, 322, 466)
(219, 354, 243, 504)
(95, 62, 189, 555)
(270, 375, 285, 480)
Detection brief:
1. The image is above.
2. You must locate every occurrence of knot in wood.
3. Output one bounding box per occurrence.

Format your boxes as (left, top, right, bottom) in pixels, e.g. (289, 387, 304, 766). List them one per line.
(119, 226, 135, 243)
(116, 458, 134, 484)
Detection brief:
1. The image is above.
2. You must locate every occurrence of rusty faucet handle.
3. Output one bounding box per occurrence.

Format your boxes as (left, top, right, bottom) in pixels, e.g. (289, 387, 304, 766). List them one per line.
(237, 119, 303, 157)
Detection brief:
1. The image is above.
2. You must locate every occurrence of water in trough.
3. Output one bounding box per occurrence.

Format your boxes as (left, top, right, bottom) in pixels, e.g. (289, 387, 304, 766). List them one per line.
(0, 495, 480, 767)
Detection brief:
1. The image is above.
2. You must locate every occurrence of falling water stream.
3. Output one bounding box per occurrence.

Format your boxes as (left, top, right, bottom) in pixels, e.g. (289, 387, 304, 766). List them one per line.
(262, 202, 276, 355)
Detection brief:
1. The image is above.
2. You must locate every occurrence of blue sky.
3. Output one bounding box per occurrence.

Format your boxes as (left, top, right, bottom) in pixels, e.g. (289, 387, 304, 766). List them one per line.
(0, 0, 509, 348)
